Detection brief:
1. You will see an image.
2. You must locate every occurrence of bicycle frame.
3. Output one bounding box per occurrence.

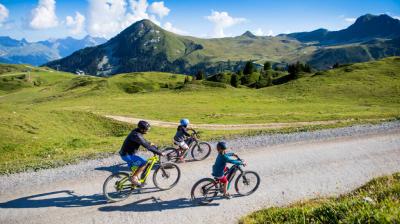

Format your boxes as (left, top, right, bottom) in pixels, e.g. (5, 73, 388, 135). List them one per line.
(201, 164, 242, 193)
(137, 155, 159, 183)
(117, 155, 160, 189)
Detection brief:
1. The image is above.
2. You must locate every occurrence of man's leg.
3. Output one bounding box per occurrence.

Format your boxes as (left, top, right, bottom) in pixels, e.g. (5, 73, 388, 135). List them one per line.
(130, 155, 147, 185)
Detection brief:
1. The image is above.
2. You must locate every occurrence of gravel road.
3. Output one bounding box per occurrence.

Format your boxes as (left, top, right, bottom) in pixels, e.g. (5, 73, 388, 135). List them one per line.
(0, 121, 399, 224)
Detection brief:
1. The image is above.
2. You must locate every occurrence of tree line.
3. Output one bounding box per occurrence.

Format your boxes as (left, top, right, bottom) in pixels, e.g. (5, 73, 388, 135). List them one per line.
(187, 60, 312, 89)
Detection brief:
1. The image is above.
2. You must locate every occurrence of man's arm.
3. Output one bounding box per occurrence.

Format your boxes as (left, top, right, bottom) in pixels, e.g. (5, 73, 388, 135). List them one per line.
(136, 134, 163, 155)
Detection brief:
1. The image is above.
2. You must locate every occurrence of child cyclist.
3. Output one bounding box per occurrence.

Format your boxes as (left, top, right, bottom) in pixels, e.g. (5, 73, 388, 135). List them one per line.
(173, 118, 193, 161)
(212, 141, 245, 199)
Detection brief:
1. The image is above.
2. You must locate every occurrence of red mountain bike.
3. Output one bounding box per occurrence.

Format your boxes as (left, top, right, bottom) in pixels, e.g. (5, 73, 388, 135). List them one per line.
(190, 157, 260, 205)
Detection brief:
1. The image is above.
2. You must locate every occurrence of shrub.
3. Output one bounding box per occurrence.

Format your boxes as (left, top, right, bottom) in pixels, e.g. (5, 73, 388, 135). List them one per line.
(125, 84, 144, 93)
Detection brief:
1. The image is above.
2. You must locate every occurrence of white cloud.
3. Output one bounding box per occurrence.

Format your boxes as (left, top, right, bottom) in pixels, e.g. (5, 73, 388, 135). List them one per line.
(344, 17, 356, 23)
(394, 16, 400, 20)
(164, 22, 187, 35)
(205, 10, 246, 38)
(30, 0, 59, 29)
(253, 28, 263, 36)
(66, 12, 85, 35)
(149, 1, 170, 18)
(88, 0, 168, 38)
(0, 4, 9, 27)
(253, 28, 274, 37)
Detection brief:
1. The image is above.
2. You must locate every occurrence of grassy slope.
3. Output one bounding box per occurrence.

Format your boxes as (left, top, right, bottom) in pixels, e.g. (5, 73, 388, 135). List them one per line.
(184, 36, 314, 64)
(0, 57, 399, 173)
(241, 173, 400, 224)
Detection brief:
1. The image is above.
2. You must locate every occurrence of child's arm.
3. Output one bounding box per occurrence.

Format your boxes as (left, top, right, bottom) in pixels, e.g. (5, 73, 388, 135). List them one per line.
(182, 126, 191, 137)
(223, 153, 242, 165)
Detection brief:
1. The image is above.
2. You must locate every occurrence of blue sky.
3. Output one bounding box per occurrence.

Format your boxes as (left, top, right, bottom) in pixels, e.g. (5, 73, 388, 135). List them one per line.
(0, 0, 399, 42)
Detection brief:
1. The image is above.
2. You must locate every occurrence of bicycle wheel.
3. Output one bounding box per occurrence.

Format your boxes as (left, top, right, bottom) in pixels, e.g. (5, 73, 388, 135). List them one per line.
(153, 162, 181, 190)
(191, 178, 219, 205)
(103, 172, 133, 202)
(235, 171, 260, 196)
(161, 147, 179, 163)
(191, 142, 211, 161)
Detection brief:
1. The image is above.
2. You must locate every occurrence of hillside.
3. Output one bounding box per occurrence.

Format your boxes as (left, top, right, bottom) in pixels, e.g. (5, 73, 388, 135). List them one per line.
(45, 14, 400, 75)
(1, 57, 400, 173)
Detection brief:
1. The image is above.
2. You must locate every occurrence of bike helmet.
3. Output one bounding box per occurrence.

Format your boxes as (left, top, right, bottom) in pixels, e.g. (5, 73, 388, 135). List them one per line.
(180, 118, 190, 127)
(137, 120, 151, 133)
(217, 141, 227, 150)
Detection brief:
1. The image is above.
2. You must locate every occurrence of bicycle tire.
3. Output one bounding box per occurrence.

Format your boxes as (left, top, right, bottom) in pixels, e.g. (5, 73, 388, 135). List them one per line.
(191, 178, 218, 205)
(161, 147, 180, 163)
(103, 172, 133, 202)
(153, 162, 181, 190)
(191, 142, 212, 161)
(234, 171, 260, 196)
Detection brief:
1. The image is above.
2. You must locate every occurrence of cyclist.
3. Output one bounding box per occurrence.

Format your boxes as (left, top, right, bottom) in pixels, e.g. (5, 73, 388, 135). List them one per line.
(212, 141, 244, 199)
(119, 120, 163, 186)
(173, 118, 192, 161)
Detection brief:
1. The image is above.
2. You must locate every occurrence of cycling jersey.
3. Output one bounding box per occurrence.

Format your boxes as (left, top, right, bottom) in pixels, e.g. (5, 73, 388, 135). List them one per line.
(173, 125, 190, 142)
(119, 128, 162, 156)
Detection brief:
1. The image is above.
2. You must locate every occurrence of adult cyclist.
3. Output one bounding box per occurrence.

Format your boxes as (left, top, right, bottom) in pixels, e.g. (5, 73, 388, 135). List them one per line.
(119, 120, 163, 185)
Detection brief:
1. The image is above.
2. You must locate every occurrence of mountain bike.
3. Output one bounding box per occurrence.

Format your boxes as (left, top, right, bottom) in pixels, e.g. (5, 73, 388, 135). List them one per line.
(103, 153, 181, 202)
(162, 130, 211, 162)
(190, 157, 260, 205)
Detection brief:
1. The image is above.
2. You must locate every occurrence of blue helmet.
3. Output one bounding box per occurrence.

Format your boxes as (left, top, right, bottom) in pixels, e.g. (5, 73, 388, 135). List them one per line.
(217, 141, 227, 150)
(180, 118, 189, 126)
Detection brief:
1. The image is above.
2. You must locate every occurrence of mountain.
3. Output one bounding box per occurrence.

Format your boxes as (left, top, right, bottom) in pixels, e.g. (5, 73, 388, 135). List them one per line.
(308, 37, 400, 69)
(0, 36, 106, 66)
(45, 14, 400, 75)
(45, 20, 304, 76)
(283, 14, 400, 45)
(38, 36, 107, 58)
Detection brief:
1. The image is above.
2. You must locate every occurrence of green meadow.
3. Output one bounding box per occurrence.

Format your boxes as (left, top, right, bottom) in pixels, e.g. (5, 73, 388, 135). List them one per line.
(0, 57, 399, 173)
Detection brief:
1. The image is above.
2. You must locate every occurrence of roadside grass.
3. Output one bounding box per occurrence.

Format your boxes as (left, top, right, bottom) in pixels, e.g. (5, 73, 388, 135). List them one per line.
(240, 173, 400, 224)
(0, 57, 399, 173)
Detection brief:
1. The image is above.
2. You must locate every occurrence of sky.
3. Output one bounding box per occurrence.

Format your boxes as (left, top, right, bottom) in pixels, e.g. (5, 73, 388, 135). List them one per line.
(0, 0, 399, 42)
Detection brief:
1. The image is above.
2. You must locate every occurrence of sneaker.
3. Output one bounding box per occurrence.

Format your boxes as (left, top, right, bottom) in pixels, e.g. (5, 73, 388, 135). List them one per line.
(223, 193, 232, 199)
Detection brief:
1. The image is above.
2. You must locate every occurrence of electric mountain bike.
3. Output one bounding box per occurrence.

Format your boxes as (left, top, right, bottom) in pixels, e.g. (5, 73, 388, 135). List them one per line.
(190, 157, 260, 205)
(103, 153, 181, 202)
(162, 130, 211, 162)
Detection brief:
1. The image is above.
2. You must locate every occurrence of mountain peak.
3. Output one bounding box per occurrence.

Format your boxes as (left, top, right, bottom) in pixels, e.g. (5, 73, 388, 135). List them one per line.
(354, 13, 397, 25)
(241, 31, 257, 38)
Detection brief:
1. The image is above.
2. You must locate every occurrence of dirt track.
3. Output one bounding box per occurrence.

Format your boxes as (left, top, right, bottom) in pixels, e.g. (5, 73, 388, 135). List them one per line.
(106, 115, 354, 130)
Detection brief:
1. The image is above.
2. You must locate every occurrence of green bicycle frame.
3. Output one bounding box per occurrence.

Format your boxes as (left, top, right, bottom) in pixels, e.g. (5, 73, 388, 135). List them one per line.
(130, 155, 159, 184)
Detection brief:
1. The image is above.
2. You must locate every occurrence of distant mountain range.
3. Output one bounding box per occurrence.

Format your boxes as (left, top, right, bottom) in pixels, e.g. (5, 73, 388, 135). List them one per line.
(17, 14, 400, 75)
(0, 36, 107, 66)
(282, 14, 400, 45)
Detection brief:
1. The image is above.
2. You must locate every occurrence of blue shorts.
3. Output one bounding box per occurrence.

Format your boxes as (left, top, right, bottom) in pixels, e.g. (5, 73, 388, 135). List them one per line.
(121, 154, 147, 168)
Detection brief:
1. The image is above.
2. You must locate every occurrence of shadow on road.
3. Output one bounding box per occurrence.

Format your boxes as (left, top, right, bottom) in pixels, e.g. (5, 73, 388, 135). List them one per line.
(95, 163, 129, 173)
(0, 187, 165, 209)
(0, 190, 106, 208)
(99, 197, 219, 212)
